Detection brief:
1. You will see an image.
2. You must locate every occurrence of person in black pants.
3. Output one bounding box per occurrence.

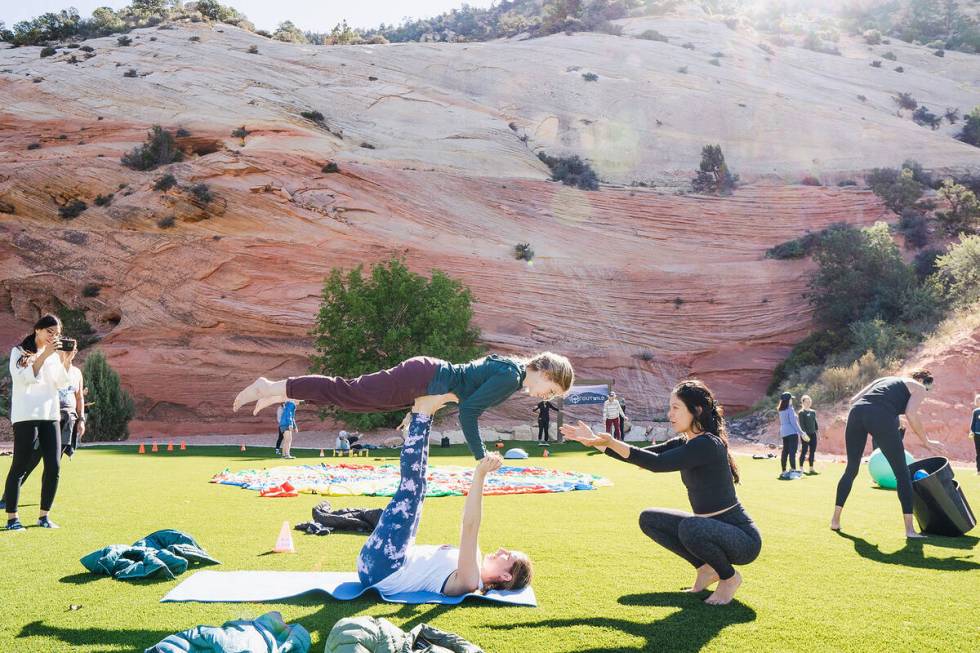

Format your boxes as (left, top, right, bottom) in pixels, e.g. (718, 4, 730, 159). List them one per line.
(832, 371, 945, 538)
(5, 314, 72, 531)
(562, 379, 761, 605)
(532, 400, 559, 443)
(619, 397, 628, 439)
(970, 393, 980, 475)
(797, 394, 818, 474)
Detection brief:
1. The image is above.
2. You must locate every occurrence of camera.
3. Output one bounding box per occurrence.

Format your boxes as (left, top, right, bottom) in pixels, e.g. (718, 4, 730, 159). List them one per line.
(56, 338, 78, 351)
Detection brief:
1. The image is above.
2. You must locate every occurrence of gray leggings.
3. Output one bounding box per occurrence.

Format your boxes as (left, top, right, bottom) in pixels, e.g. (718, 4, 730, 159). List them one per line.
(638, 504, 761, 580)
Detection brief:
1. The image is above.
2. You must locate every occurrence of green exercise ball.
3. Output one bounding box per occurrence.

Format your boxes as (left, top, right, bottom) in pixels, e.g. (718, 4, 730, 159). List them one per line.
(867, 448, 915, 489)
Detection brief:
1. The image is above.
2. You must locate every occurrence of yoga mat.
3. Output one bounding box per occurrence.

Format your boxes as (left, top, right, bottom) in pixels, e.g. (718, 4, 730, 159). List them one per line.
(161, 570, 537, 607)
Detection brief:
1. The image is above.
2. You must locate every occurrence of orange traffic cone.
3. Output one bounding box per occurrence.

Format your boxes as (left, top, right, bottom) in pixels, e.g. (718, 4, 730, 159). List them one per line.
(138, 443, 146, 454)
(319, 448, 325, 457)
(543, 448, 550, 457)
(180, 440, 187, 451)
(240, 442, 246, 452)
(167, 441, 174, 452)
(273, 521, 295, 553)
(151, 441, 159, 453)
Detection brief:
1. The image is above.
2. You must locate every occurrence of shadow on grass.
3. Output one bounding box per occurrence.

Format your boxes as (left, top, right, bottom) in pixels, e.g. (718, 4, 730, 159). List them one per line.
(835, 531, 980, 571)
(58, 572, 102, 585)
(18, 620, 175, 650)
(488, 591, 755, 653)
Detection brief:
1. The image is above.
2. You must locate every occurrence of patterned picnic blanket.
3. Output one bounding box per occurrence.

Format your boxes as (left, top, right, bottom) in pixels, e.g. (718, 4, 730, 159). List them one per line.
(210, 462, 611, 497)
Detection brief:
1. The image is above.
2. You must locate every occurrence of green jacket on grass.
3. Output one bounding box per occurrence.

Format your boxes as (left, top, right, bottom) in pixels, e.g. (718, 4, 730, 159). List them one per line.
(325, 616, 484, 653)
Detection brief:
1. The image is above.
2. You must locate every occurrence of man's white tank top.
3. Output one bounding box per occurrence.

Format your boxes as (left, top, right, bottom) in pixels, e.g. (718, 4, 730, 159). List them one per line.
(372, 544, 467, 595)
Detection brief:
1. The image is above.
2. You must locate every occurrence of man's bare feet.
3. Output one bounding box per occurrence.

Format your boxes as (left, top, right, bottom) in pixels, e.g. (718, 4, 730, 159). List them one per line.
(830, 520, 841, 531)
(232, 377, 286, 415)
(705, 571, 742, 605)
(687, 565, 719, 592)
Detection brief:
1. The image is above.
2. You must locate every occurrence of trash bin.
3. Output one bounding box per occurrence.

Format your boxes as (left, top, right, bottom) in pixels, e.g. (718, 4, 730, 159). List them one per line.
(907, 457, 976, 536)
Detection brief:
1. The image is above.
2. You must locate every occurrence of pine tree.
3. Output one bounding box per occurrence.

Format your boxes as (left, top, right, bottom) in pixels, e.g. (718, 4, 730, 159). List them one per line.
(82, 351, 135, 442)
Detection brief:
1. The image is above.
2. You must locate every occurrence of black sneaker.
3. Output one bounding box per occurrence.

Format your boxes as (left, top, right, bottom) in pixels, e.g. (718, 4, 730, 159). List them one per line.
(37, 516, 59, 529)
(6, 519, 25, 532)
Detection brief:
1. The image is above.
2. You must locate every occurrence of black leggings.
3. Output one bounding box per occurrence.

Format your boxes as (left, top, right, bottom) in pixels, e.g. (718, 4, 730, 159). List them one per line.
(781, 435, 798, 472)
(537, 421, 549, 441)
(639, 505, 761, 580)
(974, 433, 980, 472)
(275, 427, 285, 450)
(799, 432, 817, 466)
(4, 420, 61, 513)
(835, 404, 913, 514)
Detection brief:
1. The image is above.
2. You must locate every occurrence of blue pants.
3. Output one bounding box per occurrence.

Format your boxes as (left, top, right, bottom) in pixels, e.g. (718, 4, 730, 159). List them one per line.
(357, 413, 431, 586)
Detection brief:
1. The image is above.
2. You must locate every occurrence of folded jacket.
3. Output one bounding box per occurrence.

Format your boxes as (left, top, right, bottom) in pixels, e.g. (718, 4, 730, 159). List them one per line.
(81, 529, 219, 580)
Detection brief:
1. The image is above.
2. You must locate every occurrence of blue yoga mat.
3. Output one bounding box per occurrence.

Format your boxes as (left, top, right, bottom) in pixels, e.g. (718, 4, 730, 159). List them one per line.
(161, 570, 537, 607)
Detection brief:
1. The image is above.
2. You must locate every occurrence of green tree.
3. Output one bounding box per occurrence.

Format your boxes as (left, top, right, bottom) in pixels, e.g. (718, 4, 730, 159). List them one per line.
(82, 351, 135, 442)
(956, 107, 980, 147)
(934, 234, 980, 307)
(273, 20, 308, 43)
(810, 222, 939, 329)
(691, 144, 738, 195)
(936, 179, 980, 234)
(867, 165, 924, 213)
(0, 353, 9, 419)
(310, 259, 485, 429)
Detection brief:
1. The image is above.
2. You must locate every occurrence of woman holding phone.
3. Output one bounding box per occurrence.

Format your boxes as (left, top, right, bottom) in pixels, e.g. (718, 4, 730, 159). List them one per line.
(4, 314, 73, 531)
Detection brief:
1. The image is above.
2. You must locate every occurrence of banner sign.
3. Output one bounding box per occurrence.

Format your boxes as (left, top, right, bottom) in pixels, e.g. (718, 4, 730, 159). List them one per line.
(563, 384, 609, 406)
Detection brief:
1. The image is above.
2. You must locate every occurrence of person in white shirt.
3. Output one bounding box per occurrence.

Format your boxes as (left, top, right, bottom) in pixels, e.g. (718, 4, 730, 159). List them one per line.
(2, 346, 85, 512)
(335, 430, 351, 453)
(4, 314, 73, 531)
(357, 395, 532, 597)
(603, 391, 627, 440)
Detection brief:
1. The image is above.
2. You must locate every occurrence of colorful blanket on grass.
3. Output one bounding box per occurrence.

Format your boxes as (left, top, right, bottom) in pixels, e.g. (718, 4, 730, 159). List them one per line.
(210, 462, 611, 497)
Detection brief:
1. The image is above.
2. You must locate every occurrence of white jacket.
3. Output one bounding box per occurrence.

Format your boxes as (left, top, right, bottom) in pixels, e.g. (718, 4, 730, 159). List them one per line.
(603, 399, 625, 420)
(9, 347, 71, 423)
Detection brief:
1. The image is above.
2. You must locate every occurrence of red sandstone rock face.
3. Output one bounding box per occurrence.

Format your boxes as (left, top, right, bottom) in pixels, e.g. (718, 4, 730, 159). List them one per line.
(0, 22, 976, 442)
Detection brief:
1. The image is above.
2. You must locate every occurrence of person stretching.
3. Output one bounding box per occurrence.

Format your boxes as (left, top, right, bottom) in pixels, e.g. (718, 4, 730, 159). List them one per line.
(797, 394, 819, 474)
(233, 353, 574, 460)
(562, 379, 761, 606)
(777, 392, 805, 478)
(831, 370, 945, 538)
(357, 394, 532, 596)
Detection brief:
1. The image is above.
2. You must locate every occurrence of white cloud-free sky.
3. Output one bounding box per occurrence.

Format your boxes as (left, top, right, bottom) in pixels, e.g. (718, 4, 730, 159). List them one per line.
(0, 1, 497, 32)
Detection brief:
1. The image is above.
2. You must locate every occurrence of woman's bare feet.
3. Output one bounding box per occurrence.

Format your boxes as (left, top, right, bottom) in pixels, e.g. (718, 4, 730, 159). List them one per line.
(906, 531, 926, 539)
(232, 377, 287, 415)
(705, 571, 742, 605)
(830, 506, 843, 531)
(687, 565, 719, 592)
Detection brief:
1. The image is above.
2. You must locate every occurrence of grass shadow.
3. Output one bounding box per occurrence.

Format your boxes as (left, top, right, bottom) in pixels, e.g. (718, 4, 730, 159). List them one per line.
(58, 572, 102, 585)
(18, 620, 175, 651)
(488, 591, 755, 653)
(835, 531, 980, 571)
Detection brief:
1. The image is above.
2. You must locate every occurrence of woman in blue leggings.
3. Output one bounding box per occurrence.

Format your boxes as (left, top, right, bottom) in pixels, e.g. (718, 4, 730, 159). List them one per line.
(357, 395, 533, 596)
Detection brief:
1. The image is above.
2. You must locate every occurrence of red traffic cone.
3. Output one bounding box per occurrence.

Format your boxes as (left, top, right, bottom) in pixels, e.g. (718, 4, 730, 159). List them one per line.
(240, 442, 246, 452)
(319, 448, 325, 457)
(151, 441, 159, 453)
(180, 440, 187, 451)
(273, 521, 295, 553)
(167, 441, 174, 452)
(138, 443, 146, 454)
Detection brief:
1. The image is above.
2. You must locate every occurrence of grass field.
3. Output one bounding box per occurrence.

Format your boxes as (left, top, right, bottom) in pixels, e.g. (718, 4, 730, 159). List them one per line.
(1, 443, 978, 652)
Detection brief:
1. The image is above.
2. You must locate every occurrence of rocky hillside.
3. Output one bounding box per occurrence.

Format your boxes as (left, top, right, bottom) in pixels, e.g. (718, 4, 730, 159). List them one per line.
(0, 14, 977, 439)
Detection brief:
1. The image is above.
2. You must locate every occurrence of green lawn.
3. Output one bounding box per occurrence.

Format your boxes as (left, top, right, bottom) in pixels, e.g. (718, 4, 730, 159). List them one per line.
(1, 444, 978, 652)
